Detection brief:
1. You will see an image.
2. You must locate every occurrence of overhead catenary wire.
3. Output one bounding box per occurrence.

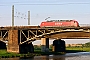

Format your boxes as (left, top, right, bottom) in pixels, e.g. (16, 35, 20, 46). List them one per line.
(14, 3, 90, 5)
(0, 3, 90, 6)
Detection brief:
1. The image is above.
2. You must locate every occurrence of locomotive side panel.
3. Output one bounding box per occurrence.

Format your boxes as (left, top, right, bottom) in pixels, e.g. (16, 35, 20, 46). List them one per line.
(40, 20, 79, 27)
(60, 22, 71, 27)
(54, 22, 70, 27)
(40, 22, 55, 27)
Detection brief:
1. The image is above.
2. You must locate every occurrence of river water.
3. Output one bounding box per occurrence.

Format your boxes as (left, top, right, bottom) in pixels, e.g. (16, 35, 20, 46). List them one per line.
(1, 52, 90, 60)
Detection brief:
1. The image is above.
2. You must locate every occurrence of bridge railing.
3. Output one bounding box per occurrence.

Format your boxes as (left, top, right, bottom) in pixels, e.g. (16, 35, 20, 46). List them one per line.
(79, 24, 90, 27)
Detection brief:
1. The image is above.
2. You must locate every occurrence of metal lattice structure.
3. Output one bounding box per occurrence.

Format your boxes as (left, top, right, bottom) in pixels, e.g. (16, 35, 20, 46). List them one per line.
(0, 26, 90, 45)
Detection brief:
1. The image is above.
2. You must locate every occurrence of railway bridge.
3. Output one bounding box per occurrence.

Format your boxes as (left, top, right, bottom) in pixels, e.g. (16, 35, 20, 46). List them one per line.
(0, 26, 90, 53)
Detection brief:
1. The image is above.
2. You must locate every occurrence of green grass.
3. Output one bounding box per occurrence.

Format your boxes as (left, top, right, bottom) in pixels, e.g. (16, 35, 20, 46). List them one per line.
(0, 49, 34, 58)
(66, 47, 90, 52)
(0, 49, 7, 54)
(34, 49, 65, 55)
(34, 47, 90, 54)
(0, 47, 90, 58)
(0, 49, 19, 58)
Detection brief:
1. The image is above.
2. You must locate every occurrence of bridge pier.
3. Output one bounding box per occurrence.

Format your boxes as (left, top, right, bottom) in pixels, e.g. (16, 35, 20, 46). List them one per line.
(7, 30, 19, 53)
(41, 38, 49, 52)
(7, 30, 34, 53)
(19, 42, 34, 54)
(0, 41, 6, 49)
(52, 39, 66, 52)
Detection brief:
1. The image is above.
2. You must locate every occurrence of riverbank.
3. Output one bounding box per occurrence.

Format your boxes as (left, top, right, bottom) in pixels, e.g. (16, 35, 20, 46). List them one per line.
(0, 49, 34, 58)
(0, 47, 90, 58)
(0, 49, 65, 58)
(66, 47, 90, 53)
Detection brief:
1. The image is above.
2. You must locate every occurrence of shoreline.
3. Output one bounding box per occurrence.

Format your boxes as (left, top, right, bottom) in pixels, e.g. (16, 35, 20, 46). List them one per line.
(0, 47, 89, 58)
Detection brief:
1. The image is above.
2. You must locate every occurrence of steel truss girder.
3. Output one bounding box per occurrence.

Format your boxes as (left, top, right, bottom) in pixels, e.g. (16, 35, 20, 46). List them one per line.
(0, 30, 8, 43)
(19, 29, 47, 44)
(19, 28, 90, 45)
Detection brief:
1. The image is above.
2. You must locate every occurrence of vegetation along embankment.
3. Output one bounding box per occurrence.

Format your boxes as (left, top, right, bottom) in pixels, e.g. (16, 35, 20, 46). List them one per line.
(0, 42, 90, 58)
(0, 49, 35, 58)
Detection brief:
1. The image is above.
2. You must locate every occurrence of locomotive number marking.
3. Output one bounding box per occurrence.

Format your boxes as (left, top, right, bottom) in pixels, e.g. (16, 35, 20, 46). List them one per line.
(55, 23, 62, 25)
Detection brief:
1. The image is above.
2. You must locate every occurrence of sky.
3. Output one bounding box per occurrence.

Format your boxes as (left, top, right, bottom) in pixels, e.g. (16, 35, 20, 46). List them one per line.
(0, 0, 90, 44)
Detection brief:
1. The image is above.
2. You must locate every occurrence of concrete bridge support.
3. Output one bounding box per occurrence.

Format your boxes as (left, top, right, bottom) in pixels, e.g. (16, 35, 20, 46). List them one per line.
(41, 38, 49, 52)
(52, 39, 66, 52)
(7, 30, 19, 53)
(7, 30, 34, 53)
(19, 42, 34, 54)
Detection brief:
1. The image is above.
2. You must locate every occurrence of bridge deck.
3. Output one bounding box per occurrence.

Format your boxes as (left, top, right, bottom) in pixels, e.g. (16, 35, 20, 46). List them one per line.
(0, 26, 90, 45)
(0, 26, 90, 30)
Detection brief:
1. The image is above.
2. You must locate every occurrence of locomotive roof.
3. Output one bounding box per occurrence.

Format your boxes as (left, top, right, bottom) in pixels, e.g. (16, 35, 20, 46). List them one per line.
(47, 20, 73, 22)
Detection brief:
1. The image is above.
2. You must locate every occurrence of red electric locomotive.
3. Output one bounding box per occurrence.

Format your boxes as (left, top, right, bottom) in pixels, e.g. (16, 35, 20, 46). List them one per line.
(40, 20, 79, 27)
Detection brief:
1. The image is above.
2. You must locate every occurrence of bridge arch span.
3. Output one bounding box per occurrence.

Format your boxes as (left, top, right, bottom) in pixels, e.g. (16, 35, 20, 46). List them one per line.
(45, 31, 90, 39)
